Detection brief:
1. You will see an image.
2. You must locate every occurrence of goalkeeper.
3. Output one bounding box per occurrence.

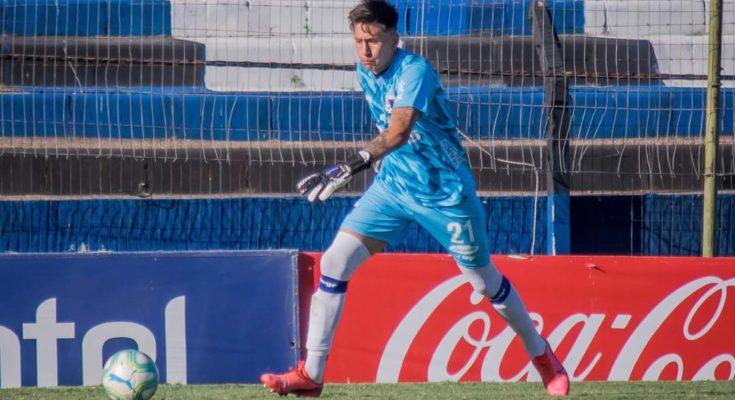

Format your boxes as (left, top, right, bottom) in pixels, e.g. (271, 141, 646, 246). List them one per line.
(261, 0, 570, 397)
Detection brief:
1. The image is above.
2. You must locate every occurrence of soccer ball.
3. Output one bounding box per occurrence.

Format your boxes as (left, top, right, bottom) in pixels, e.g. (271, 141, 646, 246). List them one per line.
(102, 349, 159, 400)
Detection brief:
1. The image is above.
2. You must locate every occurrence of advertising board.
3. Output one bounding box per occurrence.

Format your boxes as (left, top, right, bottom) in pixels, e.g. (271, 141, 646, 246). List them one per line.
(302, 254, 735, 382)
(0, 251, 299, 388)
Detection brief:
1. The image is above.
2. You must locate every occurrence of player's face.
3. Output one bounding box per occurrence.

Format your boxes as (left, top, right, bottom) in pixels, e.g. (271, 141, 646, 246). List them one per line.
(352, 22, 399, 75)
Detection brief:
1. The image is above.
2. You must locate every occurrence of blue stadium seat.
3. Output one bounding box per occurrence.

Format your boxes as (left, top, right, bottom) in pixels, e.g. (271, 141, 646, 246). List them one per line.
(1, 87, 732, 140)
(270, 92, 375, 141)
(0, 88, 269, 140)
(669, 87, 735, 136)
(394, 0, 584, 36)
(569, 86, 674, 139)
(447, 86, 546, 139)
(1, 0, 171, 36)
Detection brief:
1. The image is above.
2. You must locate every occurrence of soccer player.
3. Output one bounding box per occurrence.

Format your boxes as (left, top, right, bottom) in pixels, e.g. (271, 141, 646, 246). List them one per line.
(260, 0, 570, 397)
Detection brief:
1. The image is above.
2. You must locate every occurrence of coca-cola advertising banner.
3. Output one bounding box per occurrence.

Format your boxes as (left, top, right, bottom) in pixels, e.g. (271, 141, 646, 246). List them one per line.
(301, 254, 735, 383)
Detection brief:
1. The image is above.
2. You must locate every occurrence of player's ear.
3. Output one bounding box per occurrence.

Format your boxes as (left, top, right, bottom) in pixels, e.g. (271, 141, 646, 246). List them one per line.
(390, 30, 400, 48)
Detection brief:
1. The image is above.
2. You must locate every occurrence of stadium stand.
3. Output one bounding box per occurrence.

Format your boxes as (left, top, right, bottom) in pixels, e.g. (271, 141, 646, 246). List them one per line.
(0, 0, 734, 256)
(1, 0, 171, 36)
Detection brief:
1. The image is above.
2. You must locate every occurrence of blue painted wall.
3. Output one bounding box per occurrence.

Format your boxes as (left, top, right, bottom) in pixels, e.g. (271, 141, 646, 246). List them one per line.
(394, 0, 584, 36)
(643, 194, 735, 256)
(0, 0, 172, 36)
(0, 196, 547, 255)
(2, 194, 733, 256)
(1, 87, 733, 141)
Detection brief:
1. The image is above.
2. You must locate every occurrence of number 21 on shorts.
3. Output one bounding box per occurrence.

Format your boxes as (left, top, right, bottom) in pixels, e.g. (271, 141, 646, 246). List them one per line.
(447, 220, 475, 244)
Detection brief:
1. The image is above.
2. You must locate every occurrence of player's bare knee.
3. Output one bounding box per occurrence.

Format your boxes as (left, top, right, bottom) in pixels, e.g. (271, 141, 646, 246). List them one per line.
(319, 231, 372, 283)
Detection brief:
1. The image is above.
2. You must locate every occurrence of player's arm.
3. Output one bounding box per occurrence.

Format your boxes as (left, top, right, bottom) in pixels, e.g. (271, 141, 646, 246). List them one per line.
(364, 106, 421, 160)
(297, 107, 421, 202)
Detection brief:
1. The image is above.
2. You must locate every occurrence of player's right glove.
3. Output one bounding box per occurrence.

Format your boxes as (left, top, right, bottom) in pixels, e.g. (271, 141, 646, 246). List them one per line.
(297, 150, 372, 202)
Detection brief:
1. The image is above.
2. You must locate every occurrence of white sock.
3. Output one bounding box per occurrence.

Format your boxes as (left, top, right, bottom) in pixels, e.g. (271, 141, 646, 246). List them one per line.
(304, 289, 346, 383)
(304, 353, 328, 384)
(460, 265, 546, 358)
(491, 278, 547, 357)
(303, 231, 371, 382)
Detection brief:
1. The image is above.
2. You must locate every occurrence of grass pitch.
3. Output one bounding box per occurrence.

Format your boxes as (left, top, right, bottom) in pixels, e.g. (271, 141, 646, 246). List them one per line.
(2, 381, 734, 400)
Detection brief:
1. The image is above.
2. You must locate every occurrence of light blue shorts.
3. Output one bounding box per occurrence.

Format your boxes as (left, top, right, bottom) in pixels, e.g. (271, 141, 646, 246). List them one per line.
(341, 180, 490, 268)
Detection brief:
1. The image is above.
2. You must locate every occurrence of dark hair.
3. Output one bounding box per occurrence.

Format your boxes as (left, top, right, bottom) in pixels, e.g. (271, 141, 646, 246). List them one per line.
(348, 0, 399, 32)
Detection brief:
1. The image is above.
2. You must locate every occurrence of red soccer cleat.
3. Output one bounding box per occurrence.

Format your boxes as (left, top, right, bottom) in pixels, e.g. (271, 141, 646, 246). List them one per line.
(260, 361, 323, 397)
(532, 341, 570, 396)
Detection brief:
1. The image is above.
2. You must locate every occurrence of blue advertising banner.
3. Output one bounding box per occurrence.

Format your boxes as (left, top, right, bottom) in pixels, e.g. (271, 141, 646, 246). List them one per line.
(0, 251, 300, 388)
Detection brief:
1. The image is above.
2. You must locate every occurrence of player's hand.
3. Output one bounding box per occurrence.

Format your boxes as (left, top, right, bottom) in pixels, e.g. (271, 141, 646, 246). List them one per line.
(297, 165, 352, 203)
(297, 151, 371, 202)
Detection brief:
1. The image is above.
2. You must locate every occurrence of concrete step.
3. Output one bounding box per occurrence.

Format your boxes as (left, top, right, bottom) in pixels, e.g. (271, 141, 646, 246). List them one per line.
(585, 0, 707, 37)
(647, 34, 735, 77)
(170, 0, 584, 37)
(194, 36, 356, 64)
(0, 36, 205, 87)
(171, 0, 353, 37)
(189, 35, 357, 91)
(203, 67, 358, 91)
(199, 33, 735, 91)
(585, 0, 735, 37)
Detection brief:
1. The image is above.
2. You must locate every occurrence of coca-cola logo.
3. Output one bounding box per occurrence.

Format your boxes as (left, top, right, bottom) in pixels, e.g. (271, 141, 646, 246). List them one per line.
(376, 276, 735, 382)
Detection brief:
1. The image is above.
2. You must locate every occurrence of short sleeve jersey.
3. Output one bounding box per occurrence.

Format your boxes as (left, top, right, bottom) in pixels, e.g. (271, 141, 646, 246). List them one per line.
(357, 48, 475, 207)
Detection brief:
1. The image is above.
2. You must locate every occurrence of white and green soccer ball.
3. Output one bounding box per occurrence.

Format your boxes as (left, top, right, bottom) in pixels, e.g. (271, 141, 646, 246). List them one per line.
(101, 349, 159, 400)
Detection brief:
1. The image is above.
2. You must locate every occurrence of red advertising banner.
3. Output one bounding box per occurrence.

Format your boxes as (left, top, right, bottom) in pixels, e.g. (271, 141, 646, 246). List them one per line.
(300, 254, 735, 383)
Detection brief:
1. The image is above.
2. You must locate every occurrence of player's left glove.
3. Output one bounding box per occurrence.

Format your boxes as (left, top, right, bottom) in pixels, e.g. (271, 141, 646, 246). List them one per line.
(297, 150, 372, 202)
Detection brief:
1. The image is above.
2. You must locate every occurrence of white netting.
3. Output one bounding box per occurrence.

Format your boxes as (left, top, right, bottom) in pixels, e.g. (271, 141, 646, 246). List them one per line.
(0, 0, 733, 197)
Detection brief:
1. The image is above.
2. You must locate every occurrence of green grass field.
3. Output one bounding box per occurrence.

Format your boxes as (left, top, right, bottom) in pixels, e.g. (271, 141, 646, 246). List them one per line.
(3, 381, 734, 399)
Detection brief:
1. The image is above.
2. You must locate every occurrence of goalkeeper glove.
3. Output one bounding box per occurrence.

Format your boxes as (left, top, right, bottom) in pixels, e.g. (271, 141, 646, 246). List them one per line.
(297, 150, 372, 202)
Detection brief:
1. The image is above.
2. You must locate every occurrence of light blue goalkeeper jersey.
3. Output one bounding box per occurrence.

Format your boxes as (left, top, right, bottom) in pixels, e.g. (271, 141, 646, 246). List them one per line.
(357, 48, 475, 207)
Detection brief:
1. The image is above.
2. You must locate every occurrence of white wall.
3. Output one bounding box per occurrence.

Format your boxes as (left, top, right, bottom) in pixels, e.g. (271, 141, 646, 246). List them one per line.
(171, 0, 735, 91)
